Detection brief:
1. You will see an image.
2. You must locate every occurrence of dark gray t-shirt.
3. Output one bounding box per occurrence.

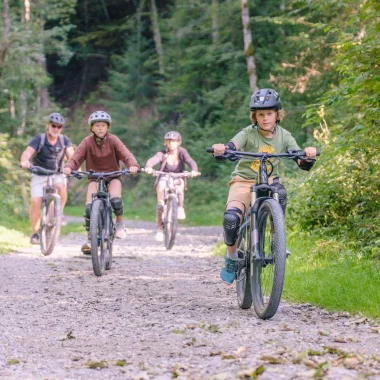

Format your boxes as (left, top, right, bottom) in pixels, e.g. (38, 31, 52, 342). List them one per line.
(28, 134, 72, 171)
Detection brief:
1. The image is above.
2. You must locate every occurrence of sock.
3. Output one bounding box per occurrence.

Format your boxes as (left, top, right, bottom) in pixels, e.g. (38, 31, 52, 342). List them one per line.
(227, 251, 238, 260)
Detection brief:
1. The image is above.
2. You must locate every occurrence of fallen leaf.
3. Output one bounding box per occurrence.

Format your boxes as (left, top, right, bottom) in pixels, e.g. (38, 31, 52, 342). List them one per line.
(86, 360, 108, 369)
(303, 359, 318, 369)
(221, 354, 236, 360)
(260, 354, 286, 364)
(343, 357, 359, 369)
(237, 365, 265, 379)
(334, 336, 348, 343)
(236, 346, 247, 358)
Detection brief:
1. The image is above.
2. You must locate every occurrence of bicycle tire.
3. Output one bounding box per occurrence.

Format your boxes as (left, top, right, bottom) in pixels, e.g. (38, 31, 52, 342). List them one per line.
(40, 194, 62, 256)
(105, 217, 114, 270)
(164, 195, 178, 250)
(251, 198, 286, 319)
(236, 212, 253, 309)
(90, 199, 107, 276)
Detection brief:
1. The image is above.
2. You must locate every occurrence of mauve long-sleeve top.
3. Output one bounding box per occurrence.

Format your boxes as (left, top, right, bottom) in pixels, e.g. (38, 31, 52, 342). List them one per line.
(65, 134, 139, 173)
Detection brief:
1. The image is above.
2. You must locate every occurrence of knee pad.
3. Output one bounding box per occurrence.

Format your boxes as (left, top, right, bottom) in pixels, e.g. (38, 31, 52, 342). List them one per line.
(223, 207, 242, 246)
(110, 197, 124, 216)
(84, 202, 92, 230)
(156, 203, 164, 212)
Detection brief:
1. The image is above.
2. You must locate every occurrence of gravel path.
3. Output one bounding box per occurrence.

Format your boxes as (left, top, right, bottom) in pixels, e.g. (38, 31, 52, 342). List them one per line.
(0, 221, 379, 379)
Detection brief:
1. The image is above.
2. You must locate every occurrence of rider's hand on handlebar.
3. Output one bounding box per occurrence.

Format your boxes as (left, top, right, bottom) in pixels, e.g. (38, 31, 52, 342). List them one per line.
(20, 160, 30, 169)
(144, 167, 153, 175)
(129, 166, 139, 175)
(304, 147, 317, 159)
(63, 167, 71, 176)
(212, 143, 227, 156)
(190, 170, 200, 178)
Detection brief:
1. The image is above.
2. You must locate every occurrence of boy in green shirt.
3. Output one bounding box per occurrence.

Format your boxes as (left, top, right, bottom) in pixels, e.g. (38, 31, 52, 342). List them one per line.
(211, 88, 317, 284)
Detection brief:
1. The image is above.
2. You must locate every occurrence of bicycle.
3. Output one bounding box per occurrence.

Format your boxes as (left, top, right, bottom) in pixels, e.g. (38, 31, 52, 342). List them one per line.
(71, 169, 136, 276)
(25, 165, 62, 256)
(206, 148, 318, 319)
(144, 170, 201, 250)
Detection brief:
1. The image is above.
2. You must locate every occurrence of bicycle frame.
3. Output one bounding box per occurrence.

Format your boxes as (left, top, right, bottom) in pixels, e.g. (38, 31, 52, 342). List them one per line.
(91, 176, 113, 244)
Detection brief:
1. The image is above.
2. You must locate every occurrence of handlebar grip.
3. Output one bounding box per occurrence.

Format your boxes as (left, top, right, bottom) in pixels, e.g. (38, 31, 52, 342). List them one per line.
(206, 147, 214, 153)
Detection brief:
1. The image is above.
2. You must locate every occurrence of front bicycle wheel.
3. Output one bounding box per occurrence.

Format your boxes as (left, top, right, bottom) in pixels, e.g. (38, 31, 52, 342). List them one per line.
(251, 199, 286, 319)
(236, 212, 253, 309)
(105, 218, 114, 271)
(90, 199, 107, 276)
(40, 194, 62, 256)
(164, 195, 178, 250)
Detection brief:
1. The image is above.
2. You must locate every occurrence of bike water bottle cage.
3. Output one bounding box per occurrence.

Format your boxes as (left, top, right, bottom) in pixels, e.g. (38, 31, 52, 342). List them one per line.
(223, 207, 243, 246)
(110, 197, 124, 216)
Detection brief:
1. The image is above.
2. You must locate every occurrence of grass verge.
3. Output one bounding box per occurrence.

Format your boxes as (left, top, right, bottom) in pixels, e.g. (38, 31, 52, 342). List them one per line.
(0, 225, 29, 254)
(284, 230, 379, 320)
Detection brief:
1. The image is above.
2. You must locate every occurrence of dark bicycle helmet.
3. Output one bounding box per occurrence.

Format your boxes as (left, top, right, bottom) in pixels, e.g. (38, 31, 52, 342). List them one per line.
(48, 112, 65, 126)
(249, 88, 282, 111)
(88, 111, 112, 126)
(164, 131, 182, 141)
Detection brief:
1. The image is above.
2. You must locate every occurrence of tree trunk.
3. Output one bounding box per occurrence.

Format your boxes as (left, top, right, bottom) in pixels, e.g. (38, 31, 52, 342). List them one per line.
(0, 0, 10, 78)
(24, 0, 31, 23)
(17, 92, 27, 136)
(77, 0, 89, 103)
(212, 0, 219, 45)
(39, 17, 49, 109)
(9, 94, 15, 119)
(150, 0, 164, 75)
(240, 0, 258, 90)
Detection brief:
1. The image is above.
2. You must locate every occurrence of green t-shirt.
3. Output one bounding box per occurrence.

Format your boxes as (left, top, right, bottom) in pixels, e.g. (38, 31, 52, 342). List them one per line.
(231, 124, 300, 180)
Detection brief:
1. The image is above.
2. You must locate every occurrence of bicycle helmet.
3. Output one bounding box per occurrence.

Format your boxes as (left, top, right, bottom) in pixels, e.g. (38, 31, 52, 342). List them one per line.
(249, 88, 282, 111)
(48, 112, 65, 126)
(88, 111, 112, 126)
(164, 131, 182, 141)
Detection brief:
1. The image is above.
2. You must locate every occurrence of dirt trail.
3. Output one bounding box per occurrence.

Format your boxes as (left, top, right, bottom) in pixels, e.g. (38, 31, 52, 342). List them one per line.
(0, 221, 379, 380)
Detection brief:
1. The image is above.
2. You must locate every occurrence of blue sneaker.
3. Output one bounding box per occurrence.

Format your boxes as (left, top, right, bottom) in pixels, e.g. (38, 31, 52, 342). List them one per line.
(220, 256, 237, 284)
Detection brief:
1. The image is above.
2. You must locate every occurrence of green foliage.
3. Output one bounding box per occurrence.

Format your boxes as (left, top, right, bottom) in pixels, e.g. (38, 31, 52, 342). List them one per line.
(0, 134, 29, 219)
(290, 0, 380, 253)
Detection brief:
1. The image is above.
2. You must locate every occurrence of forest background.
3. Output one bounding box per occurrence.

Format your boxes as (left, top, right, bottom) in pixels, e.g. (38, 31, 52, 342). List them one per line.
(0, 0, 378, 316)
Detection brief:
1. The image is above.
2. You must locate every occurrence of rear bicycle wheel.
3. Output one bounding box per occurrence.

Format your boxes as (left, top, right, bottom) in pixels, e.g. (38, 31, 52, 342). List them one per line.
(164, 195, 178, 250)
(90, 199, 107, 276)
(40, 194, 62, 256)
(236, 212, 253, 309)
(251, 199, 286, 319)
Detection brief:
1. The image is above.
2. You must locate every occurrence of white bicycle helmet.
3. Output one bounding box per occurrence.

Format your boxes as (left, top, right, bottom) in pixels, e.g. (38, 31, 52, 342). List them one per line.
(88, 111, 112, 126)
(48, 112, 65, 126)
(164, 131, 182, 141)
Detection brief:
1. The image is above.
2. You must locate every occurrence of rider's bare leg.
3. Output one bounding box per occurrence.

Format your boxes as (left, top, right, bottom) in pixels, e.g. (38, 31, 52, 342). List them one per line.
(174, 179, 185, 206)
(156, 180, 166, 206)
(30, 197, 42, 234)
(55, 183, 67, 210)
(225, 200, 245, 257)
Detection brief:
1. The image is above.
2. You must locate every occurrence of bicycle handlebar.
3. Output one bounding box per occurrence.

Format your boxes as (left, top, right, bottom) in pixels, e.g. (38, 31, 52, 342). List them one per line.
(142, 169, 201, 178)
(71, 169, 141, 180)
(206, 147, 320, 160)
(23, 165, 60, 176)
